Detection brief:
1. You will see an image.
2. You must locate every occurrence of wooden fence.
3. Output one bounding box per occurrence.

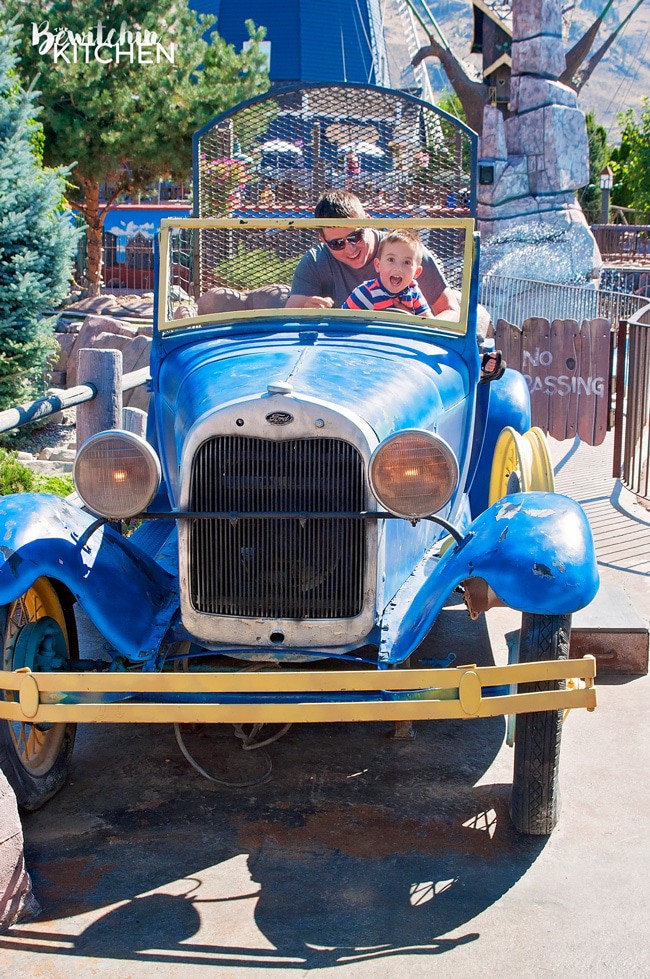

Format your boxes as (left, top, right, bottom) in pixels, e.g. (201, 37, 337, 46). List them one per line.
(495, 317, 612, 446)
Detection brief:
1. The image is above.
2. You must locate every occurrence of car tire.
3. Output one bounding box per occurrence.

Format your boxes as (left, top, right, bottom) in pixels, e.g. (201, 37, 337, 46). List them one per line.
(0, 578, 77, 811)
(511, 612, 571, 836)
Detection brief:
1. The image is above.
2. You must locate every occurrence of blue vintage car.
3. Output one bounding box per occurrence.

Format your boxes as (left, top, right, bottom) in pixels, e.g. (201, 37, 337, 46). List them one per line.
(0, 84, 598, 834)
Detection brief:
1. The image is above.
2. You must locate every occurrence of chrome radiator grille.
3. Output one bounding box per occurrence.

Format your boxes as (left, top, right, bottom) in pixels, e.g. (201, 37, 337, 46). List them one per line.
(188, 436, 366, 619)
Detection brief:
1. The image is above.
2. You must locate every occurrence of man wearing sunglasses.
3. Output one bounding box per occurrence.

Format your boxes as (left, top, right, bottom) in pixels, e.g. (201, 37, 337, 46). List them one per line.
(286, 190, 460, 321)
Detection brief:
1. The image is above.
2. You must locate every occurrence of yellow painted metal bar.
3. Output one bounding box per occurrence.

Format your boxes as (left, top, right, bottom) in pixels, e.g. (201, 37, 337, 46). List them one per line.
(0, 658, 595, 694)
(160, 217, 475, 231)
(0, 658, 597, 725)
(0, 687, 596, 725)
(157, 305, 468, 334)
(157, 225, 171, 332)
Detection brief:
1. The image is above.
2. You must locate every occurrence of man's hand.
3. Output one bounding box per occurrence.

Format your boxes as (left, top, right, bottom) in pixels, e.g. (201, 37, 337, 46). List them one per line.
(285, 294, 334, 309)
(390, 299, 413, 314)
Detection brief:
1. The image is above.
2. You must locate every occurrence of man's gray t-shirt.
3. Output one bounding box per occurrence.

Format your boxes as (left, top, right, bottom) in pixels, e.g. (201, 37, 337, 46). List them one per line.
(290, 230, 448, 308)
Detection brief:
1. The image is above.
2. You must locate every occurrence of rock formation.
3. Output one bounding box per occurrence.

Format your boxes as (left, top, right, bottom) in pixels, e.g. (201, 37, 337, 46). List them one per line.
(477, 0, 600, 282)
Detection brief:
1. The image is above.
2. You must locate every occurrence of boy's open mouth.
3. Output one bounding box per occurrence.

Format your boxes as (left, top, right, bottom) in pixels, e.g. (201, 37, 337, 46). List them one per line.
(389, 274, 403, 289)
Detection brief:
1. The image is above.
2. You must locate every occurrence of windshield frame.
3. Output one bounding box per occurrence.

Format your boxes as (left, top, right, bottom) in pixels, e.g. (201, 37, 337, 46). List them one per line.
(157, 216, 476, 336)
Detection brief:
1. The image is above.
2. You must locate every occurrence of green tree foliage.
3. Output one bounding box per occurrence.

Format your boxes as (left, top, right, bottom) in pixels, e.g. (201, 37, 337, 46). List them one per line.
(0, 21, 77, 410)
(610, 99, 650, 219)
(437, 91, 467, 125)
(580, 112, 607, 225)
(5, 1, 269, 294)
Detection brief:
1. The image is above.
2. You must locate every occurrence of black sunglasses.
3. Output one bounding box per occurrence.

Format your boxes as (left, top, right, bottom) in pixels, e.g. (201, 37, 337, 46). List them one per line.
(323, 229, 365, 251)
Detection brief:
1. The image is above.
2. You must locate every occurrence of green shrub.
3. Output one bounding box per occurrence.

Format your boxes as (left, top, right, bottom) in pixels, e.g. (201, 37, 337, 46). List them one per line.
(0, 448, 73, 497)
(0, 448, 35, 494)
(214, 244, 299, 290)
(34, 471, 74, 497)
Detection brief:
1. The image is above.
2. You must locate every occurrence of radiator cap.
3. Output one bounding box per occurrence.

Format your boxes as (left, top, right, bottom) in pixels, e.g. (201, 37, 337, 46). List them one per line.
(267, 381, 293, 395)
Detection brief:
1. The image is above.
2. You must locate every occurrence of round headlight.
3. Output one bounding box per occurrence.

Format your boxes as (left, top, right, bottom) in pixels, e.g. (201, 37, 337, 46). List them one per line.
(369, 430, 458, 518)
(73, 431, 161, 520)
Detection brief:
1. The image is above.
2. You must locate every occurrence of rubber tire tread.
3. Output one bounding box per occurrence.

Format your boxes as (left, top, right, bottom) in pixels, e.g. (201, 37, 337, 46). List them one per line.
(511, 612, 571, 836)
(0, 601, 77, 811)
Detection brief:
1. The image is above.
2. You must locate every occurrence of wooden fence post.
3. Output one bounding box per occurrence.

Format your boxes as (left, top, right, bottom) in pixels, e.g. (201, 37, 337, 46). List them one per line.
(122, 406, 147, 438)
(76, 348, 123, 448)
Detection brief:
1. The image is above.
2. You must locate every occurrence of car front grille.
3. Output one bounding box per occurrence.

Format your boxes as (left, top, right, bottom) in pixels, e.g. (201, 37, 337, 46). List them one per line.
(188, 436, 366, 619)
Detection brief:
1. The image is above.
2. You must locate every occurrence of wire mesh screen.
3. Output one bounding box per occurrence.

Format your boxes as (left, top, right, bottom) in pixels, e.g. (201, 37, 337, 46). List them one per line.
(196, 85, 476, 220)
(162, 219, 471, 324)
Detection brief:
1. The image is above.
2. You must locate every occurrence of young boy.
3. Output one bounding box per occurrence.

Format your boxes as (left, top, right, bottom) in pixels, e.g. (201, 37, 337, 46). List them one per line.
(342, 229, 434, 317)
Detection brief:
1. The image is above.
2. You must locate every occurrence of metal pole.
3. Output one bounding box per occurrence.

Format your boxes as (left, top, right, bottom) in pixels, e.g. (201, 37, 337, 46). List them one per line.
(600, 185, 610, 225)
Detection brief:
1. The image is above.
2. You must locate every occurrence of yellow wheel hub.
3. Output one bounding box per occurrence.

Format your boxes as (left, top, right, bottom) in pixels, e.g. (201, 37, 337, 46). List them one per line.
(3, 578, 70, 776)
(488, 427, 555, 506)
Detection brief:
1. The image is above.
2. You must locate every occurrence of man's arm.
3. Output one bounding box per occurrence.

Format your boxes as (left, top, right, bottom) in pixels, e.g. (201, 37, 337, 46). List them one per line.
(286, 249, 335, 308)
(285, 293, 334, 308)
(431, 286, 461, 322)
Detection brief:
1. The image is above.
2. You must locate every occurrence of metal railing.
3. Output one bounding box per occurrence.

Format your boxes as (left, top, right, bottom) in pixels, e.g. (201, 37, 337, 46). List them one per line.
(0, 360, 149, 436)
(479, 273, 647, 329)
(613, 302, 650, 501)
(593, 225, 650, 264)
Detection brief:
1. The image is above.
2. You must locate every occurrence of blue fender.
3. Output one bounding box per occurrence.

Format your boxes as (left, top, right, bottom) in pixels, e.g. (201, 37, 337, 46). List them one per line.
(380, 492, 599, 665)
(0, 494, 178, 663)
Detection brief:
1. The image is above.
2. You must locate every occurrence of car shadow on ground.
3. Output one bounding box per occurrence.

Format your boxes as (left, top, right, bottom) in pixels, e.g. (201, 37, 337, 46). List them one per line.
(2, 601, 549, 969)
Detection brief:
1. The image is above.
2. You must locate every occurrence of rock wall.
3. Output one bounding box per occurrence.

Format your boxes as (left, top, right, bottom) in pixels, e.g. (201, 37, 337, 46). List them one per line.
(53, 314, 152, 413)
(0, 771, 39, 931)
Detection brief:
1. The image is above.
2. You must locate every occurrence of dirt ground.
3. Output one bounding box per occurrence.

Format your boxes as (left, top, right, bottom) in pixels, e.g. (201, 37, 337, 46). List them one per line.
(1, 592, 648, 978)
(1, 435, 649, 977)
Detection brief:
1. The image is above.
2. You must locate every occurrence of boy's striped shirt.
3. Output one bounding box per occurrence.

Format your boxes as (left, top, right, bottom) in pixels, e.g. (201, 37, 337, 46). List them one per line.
(343, 278, 431, 316)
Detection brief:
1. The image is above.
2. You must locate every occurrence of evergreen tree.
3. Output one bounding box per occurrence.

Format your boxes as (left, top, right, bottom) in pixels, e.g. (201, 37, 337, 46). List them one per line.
(5, 1, 269, 295)
(0, 21, 77, 410)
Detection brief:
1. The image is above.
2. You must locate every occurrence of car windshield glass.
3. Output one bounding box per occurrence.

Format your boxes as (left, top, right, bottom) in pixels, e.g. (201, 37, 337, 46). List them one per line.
(158, 216, 474, 335)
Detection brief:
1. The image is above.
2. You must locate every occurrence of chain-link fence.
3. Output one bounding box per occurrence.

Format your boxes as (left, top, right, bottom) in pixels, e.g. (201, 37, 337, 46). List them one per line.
(479, 273, 648, 329)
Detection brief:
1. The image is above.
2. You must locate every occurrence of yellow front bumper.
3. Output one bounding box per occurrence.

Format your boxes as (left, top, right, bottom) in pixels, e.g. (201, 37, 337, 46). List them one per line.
(0, 658, 597, 725)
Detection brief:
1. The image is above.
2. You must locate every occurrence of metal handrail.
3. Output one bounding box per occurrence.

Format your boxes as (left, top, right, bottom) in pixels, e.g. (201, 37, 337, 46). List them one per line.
(613, 303, 650, 499)
(0, 366, 150, 435)
(628, 301, 650, 326)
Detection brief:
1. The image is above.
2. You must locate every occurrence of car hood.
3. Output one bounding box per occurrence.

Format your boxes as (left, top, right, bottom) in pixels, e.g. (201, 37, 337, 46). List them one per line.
(157, 329, 471, 447)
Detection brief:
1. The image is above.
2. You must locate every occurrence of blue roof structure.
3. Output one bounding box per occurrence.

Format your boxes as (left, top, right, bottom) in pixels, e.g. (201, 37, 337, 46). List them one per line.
(190, 0, 390, 86)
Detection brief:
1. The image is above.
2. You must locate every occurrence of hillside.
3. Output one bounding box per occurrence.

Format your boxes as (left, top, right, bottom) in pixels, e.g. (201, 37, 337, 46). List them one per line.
(382, 0, 650, 141)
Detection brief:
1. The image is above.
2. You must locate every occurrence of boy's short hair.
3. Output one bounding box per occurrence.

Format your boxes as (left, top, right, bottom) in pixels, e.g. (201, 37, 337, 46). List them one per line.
(314, 190, 366, 220)
(377, 229, 423, 263)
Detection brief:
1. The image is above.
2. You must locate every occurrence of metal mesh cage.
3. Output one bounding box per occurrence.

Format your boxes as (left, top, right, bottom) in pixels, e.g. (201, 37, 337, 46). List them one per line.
(161, 86, 477, 327)
(195, 84, 476, 221)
